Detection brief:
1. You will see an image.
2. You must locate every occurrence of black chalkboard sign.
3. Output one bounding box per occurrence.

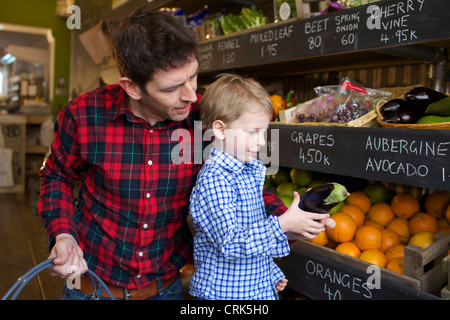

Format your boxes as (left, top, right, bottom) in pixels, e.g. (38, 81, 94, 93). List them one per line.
(197, 0, 450, 73)
(260, 125, 450, 191)
(276, 241, 439, 300)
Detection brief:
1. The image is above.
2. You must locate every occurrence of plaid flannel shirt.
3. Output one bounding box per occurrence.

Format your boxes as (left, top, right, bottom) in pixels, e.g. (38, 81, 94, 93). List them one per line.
(38, 85, 287, 290)
(189, 148, 290, 300)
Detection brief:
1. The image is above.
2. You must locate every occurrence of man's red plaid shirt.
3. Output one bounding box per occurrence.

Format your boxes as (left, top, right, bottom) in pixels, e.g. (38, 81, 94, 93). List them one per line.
(38, 84, 286, 289)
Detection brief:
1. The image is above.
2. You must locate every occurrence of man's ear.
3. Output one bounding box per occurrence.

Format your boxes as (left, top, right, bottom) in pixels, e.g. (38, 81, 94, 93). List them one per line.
(119, 77, 142, 100)
(212, 120, 226, 140)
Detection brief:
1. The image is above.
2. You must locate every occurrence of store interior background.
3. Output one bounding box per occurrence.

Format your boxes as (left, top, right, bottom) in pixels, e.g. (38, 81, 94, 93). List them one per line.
(0, 0, 447, 299)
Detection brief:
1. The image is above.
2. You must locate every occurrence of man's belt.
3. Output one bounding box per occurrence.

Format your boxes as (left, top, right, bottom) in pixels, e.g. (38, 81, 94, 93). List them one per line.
(77, 273, 179, 300)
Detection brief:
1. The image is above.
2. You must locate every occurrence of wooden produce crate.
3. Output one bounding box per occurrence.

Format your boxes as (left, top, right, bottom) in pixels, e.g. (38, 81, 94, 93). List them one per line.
(277, 233, 449, 300)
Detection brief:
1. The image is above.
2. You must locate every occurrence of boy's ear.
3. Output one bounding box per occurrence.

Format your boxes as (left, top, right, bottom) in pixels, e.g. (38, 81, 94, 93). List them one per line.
(119, 77, 142, 100)
(212, 120, 226, 140)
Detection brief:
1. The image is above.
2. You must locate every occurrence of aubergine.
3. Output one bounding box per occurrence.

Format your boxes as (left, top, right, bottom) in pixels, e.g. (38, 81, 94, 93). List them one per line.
(379, 99, 409, 116)
(298, 182, 350, 214)
(404, 86, 447, 104)
(396, 109, 417, 124)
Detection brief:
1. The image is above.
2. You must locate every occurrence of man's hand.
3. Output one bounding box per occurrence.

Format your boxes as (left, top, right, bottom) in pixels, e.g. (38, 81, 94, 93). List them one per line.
(48, 234, 88, 278)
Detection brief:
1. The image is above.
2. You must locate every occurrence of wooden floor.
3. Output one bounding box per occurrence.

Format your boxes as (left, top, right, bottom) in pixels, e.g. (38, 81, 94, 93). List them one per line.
(0, 193, 65, 300)
(0, 192, 196, 301)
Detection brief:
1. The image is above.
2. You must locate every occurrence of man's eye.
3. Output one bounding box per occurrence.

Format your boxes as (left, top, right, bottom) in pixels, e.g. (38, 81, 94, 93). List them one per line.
(163, 87, 177, 93)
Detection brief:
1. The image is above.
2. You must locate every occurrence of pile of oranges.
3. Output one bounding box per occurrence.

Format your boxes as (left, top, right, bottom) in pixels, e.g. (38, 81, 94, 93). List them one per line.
(308, 190, 450, 275)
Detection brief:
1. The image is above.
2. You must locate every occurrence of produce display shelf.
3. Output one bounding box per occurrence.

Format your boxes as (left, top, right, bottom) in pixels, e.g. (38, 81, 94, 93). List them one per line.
(197, 0, 450, 76)
(276, 233, 450, 300)
(264, 124, 450, 192)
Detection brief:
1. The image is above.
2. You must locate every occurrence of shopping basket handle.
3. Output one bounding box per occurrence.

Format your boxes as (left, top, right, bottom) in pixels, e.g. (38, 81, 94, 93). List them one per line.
(1, 258, 114, 300)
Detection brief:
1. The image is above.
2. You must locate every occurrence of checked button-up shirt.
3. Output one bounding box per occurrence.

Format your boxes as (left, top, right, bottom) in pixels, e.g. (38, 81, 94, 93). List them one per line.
(189, 148, 290, 300)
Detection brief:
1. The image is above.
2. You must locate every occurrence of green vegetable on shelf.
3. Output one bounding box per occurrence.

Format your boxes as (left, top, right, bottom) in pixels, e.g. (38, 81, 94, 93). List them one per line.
(240, 7, 267, 29)
(219, 7, 267, 35)
(219, 12, 245, 35)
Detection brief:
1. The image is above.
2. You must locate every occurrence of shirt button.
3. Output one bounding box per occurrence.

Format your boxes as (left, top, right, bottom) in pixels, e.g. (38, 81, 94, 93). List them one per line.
(139, 252, 143, 257)
(143, 223, 148, 229)
(146, 193, 150, 199)
(148, 160, 153, 165)
(149, 129, 153, 133)
(136, 274, 141, 279)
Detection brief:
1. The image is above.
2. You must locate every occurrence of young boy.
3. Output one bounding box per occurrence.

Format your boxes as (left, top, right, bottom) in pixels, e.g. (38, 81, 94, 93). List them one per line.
(189, 74, 332, 300)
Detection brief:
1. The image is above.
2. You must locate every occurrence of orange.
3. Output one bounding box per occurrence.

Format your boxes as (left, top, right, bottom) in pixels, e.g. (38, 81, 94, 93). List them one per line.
(326, 213, 357, 243)
(424, 191, 449, 219)
(346, 191, 372, 213)
(438, 226, 450, 234)
(438, 218, 449, 229)
(390, 193, 420, 219)
(363, 220, 384, 230)
(409, 231, 435, 249)
(308, 230, 329, 246)
(408, 212, 438, 235)
(359, 249, 388, 268)
(385, 244, 406, 261)
(355, 225, 382, 251)
(366, 202, 394, 227)
(335, 242, 361, 258)
(380, 229, 401, 253)
(325, 238, 338, 249)
(339, 204, 365, 227)
(386, 257, 404, 274)
(180, 264, 195, 278)
(386, 218, 410, 244)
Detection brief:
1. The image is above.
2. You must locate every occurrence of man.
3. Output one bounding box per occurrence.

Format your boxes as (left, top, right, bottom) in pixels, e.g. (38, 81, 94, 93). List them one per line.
(38, 5, 329, 300)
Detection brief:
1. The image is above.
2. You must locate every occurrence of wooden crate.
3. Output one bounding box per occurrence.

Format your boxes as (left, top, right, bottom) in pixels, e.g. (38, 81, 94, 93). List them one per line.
(277, 233, 449, 300)
(441, 255, 450, 299)
(404, 233, 450, 296)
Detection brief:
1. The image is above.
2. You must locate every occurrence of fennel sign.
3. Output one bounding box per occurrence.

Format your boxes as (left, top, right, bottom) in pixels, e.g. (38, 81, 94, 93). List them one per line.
(197, 0, 450, 72)
(266, 124, 450, 192)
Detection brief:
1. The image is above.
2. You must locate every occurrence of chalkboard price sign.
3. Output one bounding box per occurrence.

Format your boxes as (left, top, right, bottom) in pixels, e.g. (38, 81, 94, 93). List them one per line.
(197, 0, 450, 73)
(263, 125, 450, 191)
(276, 240, 439, 300)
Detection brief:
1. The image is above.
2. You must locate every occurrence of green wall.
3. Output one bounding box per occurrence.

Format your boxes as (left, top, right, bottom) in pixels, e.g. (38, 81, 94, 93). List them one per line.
(0, 0, 71, 113)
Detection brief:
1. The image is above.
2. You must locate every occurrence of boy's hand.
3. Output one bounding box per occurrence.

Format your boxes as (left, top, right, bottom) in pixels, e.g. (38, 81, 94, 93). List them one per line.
(275, 278, 288, 292)
(278, 191, 330, 239)
(321, 217, 336, 228)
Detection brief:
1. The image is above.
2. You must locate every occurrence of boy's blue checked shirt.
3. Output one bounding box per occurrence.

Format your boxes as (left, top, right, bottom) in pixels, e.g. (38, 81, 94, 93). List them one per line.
(189, 148, 290, 300)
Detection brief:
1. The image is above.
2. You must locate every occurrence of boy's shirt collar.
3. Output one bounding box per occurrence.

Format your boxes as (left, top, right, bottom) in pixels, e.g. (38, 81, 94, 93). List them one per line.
(209, 147, 263, 174)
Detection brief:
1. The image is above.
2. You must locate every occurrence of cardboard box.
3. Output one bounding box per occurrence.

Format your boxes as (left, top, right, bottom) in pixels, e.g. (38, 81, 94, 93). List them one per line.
(0, 115, 26, 193)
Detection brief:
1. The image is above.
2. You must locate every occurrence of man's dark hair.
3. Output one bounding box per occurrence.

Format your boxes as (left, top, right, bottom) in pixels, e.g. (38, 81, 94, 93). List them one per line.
(111, 5, 197, 92)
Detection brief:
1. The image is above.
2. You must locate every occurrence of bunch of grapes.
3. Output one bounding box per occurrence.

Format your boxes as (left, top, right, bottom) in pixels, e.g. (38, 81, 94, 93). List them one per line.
(296, 101, 369, 123)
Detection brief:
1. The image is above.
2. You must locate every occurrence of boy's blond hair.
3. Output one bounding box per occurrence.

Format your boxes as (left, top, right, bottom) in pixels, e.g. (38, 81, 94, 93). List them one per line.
(200, 73, 272, 130)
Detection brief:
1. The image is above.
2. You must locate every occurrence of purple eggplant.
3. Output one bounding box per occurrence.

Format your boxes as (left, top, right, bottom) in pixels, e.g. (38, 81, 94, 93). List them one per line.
(379, 99, 408, 116)
(404, 86, 447, 104)
(299, 182, 350, 214)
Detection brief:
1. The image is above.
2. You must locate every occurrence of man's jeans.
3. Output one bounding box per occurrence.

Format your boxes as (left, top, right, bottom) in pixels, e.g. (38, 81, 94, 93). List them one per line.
(61, 275, 184, 300)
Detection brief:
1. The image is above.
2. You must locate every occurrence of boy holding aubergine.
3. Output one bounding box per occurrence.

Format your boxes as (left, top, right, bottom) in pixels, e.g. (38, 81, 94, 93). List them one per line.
(189, 74, 335, 300)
